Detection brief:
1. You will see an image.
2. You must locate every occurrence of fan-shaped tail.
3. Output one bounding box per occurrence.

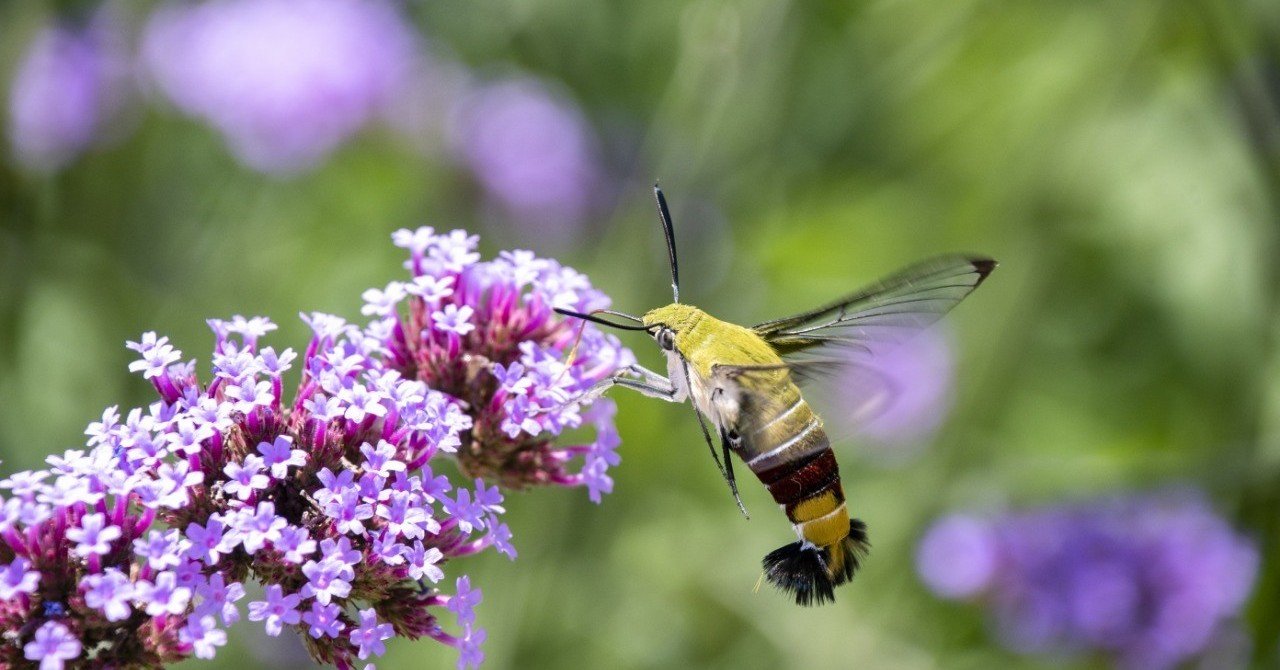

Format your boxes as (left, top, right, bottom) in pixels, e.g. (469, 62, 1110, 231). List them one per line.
(761, 519, 869, 606)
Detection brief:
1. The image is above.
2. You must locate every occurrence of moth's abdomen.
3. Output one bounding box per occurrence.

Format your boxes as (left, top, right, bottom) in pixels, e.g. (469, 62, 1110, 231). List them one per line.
(742, 392, 870, 605)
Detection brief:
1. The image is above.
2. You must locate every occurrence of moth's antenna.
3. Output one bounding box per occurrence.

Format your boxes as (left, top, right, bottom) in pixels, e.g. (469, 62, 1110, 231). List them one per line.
(654, 184, 680, 303)
(594, 309, 645, 323)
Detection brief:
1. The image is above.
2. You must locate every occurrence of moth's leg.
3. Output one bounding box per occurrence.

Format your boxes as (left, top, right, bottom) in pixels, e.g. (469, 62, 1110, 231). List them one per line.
(568, 364, 687, 406)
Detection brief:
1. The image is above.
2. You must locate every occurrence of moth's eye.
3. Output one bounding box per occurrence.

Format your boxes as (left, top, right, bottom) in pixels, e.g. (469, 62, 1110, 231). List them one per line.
(656, 328, 676, 351)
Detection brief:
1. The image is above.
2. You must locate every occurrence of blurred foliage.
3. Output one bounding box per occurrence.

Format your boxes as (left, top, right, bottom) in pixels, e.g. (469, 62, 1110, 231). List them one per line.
(2, 0, 1280, 668)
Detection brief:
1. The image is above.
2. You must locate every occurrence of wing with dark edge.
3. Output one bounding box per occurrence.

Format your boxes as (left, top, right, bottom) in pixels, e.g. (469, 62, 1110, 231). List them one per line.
(752, 255, 996, 357)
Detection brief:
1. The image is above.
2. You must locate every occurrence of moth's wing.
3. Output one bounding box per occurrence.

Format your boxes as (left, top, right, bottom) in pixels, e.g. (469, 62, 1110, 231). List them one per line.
(751, 255, 995, 356)
(712, 361, 900, 431)
(732, 255, 993, 433)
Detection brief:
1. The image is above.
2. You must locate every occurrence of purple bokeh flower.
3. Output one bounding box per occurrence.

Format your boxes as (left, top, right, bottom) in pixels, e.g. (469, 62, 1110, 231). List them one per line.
(824, 325, 955, 465)
(450, 77, 603, 233)
(8, 19, 125, 171)
(917, 492, 1258, 669)
(142, 0, 419, 173)
(915, 513, 998, 599)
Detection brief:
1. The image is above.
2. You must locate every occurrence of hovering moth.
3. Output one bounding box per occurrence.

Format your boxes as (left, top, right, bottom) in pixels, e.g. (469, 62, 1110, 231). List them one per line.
(557, 187, 995, 606)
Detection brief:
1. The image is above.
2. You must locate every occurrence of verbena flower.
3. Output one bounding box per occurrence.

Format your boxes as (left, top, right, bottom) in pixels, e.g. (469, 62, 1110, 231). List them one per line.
(0, 230, 628, 668)
(141, 0, 419, 173)
(383, 228, 632, 490)
(7, 17, 125, 171)
(916, 492, 1258, 669)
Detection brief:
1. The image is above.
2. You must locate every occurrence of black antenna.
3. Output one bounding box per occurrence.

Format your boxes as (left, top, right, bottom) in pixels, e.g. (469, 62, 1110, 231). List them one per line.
(653, 184, 680, 303)
(594, 309, 645, 323)
(554, 307, 654, 331)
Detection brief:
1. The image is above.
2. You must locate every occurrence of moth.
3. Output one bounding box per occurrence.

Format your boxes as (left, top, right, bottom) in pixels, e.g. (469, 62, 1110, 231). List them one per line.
(557, 187, 995, 605)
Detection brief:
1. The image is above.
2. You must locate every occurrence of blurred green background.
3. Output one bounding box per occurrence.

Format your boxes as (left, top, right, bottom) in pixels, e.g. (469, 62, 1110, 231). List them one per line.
(3, 0, 1280, 668)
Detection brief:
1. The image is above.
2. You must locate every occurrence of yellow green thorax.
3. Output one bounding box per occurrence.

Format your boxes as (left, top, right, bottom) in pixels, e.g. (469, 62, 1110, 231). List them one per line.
(642, 304, 785, 385)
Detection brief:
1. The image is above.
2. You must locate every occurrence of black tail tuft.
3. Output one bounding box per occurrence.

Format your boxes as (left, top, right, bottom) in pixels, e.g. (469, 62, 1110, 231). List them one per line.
(762, 541, 835, 606)
(761, 519, 871, 606)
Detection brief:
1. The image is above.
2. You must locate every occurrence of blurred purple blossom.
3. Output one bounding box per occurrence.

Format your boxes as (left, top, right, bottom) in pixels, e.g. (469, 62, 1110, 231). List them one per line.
(8, 19, 125, 171)
(825, 326, 955, 465)
(917, 492, 1258, 669)
(142, 0, 419, 173)
(450, 77, 603, 234)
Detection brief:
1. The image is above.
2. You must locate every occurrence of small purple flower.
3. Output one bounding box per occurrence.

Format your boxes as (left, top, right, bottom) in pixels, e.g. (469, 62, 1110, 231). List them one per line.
(259, 435, 308, 478)
(0, 557, 40, 599)
(224, 378, 274, 413)
(362, 282, 407, 317)
(303, 601, 346, 639)
(82, 568, 134, 622)
(325, 488, 375, 535)
(133, 528, 184, 570)
(195, 573, 245, 626)
(376, 490, 436, 540)
(301, 556, 354, 605)
(406, 542, 445, 583)
(457, 626, 486, 670)
(23, 621, 81, 670)
(350, 608, 394, 660)
(432, 304, 476, 336)
(258, 346, 297, 376)
(447, 576, 481, 628)
(67, 513, 121, 557)
(360, 440, 407, 478)
(183, 615, 228, 659)
(248, 584, 302, 636)
(339, 384, 388, 423)
(235, 502, 288, 553)
(126, 333, 182, 380)
(406, 274, 455, 303)
(487, 521, 517, 560)
(184, 516, 233, 564)
(223, 455, 270, 500)
(580, 457, 614, 504)
(135, 571, 192, 616)
(272, 525, 317, 564)
(318, 536, 362, 568)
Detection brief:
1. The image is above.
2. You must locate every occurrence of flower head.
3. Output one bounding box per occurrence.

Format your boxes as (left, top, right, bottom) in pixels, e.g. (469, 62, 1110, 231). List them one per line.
(0, 227, 624, 668)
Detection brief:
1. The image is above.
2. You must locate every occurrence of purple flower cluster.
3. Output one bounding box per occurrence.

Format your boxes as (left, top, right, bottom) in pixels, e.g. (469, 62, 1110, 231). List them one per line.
(381, 228, 632, 496)
(142, 0, 418, 173)
(7, 17, 125, 171)
(916, 492, 1258, 669)
(0, 230, 628, 668)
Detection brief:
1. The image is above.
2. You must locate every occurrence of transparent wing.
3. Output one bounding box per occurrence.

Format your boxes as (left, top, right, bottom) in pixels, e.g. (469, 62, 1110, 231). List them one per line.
(732, 255, 993, 433)
(752, 255, 996, 357)
(712, 360, 900, 433)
